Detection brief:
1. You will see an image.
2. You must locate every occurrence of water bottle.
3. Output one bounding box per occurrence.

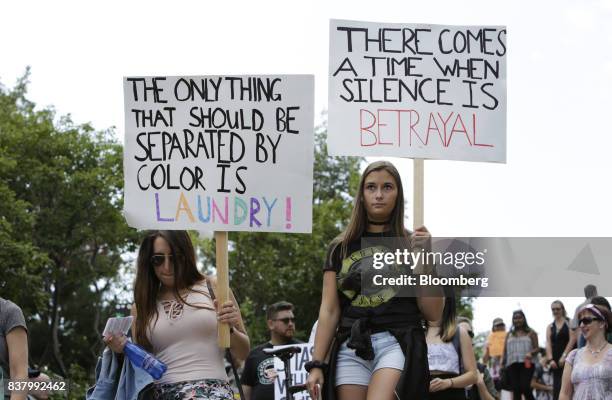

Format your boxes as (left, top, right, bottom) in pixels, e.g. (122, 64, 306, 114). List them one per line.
(124, 341, 167, 379)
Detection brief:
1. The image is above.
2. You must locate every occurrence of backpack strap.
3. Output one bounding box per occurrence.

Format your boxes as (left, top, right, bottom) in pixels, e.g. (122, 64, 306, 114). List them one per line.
(205, 278, 245, 400)
(452, 327, 464, 375)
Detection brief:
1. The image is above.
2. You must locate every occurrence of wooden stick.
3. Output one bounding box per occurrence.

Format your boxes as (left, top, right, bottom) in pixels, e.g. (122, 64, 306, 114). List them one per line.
(214, 231, 231, 348)
(413, 158, 424, 230)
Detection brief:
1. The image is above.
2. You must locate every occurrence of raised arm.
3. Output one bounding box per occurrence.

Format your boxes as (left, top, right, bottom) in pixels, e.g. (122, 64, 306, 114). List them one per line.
(226, 287, 250, 363)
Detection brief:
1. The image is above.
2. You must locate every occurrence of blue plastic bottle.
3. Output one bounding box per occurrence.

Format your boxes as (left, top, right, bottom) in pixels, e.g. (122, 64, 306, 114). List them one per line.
(124, 341, 167, 380)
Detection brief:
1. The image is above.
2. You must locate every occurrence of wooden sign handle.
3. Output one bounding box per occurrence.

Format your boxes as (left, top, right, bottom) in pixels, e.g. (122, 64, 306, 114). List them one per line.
(214, 231, 231, 348)
(413, 158, 424, 230)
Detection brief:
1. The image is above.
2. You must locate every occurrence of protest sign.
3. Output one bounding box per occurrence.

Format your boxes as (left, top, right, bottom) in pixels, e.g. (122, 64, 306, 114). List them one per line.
(273, 343, 314, 400)
(328, 19, 507, 163)
(123, 75, 315, 233)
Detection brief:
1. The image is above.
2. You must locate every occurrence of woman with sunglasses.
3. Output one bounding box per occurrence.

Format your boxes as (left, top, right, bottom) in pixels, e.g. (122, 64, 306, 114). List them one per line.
(559, 304, 612, 400)
(104, 230, 250, 400)
(426, 296, 478, 400)
(545, 300, 574, 400)
(306, 161, 444, 400)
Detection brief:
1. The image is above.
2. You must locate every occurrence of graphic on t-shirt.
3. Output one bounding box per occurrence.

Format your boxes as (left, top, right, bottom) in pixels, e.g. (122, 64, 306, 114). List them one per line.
(337, 245, 400, 308)
(257, 357, 277, 385)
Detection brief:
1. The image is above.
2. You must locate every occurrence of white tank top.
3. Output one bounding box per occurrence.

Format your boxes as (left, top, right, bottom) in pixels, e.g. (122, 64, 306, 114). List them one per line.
(427, 342, 460, 374)
(148, 282, 227, 384)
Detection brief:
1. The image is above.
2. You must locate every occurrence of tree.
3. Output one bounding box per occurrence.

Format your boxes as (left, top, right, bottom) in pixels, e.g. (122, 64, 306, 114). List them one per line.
(0, 71, 137, 388)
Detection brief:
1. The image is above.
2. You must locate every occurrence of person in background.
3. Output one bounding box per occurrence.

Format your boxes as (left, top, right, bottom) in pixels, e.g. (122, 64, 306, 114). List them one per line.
(104, 230, 250, 400)
(426, 296, 478, 400)
(559, 304, 612, 400)
(545, 300, 574, 400)
(484, 318, 507, 391)
(531, 348, 553, 400)
(569, 284, 598, 350)
(590, 296, 612, 344)
(241, 301, 302, 400)
(502, 310, 539, 400)
(457, 316, 499, 400)
(0, 297, 28, 400)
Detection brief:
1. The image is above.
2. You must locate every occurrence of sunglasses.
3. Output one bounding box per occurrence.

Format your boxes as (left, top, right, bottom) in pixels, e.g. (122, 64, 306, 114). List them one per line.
(274, 317, 295, 324)
(467, 330, 474, 338)
(150, 254, 173, 267)
(579, 317, 602, 326)
(551, 307, 562, 312)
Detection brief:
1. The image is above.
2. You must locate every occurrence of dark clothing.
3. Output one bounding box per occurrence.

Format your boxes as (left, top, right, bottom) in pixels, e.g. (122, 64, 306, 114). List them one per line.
(549, 320, 569, 400)
(507, 362, 535, 400)
(429, 373, 466, 400)
(551, 366, 562, 400)
(323, 232, 430, 400)
(241, 340, 302, 400)
(550, 321, 569, 362)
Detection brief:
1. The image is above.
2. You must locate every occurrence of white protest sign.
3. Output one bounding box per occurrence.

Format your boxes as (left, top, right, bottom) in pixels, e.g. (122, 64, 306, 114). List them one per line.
(123, 75, 314, 233)
(328, 19, 507, 163)
(273, 343, 314, 400)
(102, 316, 133, 336)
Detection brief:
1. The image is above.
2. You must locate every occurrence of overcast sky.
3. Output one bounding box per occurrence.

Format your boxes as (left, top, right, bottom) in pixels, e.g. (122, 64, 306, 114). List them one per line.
(2, 0, 611, 343)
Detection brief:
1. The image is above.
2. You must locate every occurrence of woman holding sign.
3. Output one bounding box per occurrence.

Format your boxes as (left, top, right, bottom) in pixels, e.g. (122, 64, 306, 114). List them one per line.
(104, 230, 250, 400)
(306, 161, 444, 400)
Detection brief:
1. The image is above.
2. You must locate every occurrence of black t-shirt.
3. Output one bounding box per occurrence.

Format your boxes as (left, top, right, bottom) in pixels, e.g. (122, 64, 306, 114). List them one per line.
(241, 339, 302, 400)
(323, 231, 421, 324)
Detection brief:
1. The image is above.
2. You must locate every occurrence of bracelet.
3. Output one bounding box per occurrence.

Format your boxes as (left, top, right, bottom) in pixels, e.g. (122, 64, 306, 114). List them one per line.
(449, 378, 454, 388)
(304, 360, 328, 373)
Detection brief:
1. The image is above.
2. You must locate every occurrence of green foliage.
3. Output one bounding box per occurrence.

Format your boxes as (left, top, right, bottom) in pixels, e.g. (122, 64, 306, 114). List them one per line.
(457, 296, 474, 321)
(0, 71, 138, 393)
(197, 120, 363, 345)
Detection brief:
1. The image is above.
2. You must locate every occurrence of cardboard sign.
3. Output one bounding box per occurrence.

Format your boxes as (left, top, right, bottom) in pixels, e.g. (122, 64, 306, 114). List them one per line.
(123, 75, 314, 232)
(328, 19, 507, 162)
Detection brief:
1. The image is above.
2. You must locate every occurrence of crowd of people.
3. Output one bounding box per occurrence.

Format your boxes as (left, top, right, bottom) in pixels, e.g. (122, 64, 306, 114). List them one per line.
(1, 161, 611, 400)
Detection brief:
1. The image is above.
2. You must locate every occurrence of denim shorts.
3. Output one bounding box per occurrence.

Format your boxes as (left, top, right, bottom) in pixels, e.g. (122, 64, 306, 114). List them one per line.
(335, 331, 405, 386)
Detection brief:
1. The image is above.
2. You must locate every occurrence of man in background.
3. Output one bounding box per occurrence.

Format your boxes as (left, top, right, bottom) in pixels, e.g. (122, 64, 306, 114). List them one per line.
(569, 284, 598, 349)
(241, 301, 302, 400)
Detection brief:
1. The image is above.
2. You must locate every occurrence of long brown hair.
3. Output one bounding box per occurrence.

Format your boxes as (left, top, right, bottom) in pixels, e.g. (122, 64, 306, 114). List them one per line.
(332, 161, 409, 258)
(133, 230, 206, 351)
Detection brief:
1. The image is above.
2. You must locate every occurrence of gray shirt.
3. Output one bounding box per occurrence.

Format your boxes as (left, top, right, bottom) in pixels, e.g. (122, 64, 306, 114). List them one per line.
(0, 297, 28, 378)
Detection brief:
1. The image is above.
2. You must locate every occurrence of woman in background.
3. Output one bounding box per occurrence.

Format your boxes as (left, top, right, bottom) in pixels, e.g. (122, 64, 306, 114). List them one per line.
(426, 296, 478, 400)
(559, 304, 612, 400)
(502, 310, 538, 400)
(545, 300, 574, 400)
